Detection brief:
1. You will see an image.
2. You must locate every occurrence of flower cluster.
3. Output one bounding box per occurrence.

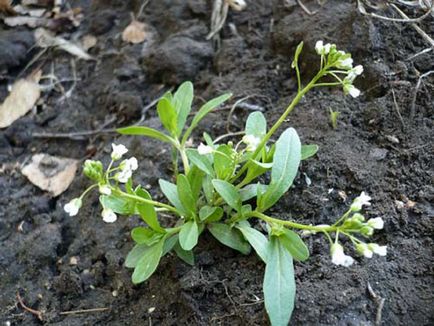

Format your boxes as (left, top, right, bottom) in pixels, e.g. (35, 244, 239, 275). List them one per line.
(315, 40, 363, 98)
(64, 143, 139, 224)
(330, 192, 387, 267)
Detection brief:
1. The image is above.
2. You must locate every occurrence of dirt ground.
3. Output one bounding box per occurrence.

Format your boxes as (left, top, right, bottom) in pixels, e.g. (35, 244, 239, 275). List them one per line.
(0, 0, 433, 325)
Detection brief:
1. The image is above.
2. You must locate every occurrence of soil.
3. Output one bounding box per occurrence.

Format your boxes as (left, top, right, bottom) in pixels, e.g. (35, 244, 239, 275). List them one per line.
(1, 0, 433, 325)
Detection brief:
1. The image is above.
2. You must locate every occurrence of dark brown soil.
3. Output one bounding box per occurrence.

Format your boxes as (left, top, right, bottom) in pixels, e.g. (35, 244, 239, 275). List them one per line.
(1, 1, 433, 325)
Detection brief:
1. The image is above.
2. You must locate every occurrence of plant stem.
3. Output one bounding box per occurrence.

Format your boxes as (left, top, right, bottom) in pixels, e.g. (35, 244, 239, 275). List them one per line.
(248, 211, 337, 232)
(231, 68, 327, 182)
(116, 190, 180, 214)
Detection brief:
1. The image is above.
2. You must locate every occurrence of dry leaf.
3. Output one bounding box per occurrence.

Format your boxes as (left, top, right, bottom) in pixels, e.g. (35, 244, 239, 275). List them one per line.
(122, 19, 148, 44)
(21, 153, 79, 197)
(4, 16, 51, 28)
(35, 28, 93, 60)
(13, 4, 46, 17)
(0, 0, 16, 15)
(81, 34, 97, 51)
(0, 70, 41, 129)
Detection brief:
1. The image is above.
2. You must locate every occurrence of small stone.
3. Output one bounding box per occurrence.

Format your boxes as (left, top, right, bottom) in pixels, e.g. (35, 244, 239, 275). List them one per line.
(69, 256, 79, 266)
(112, 290, 118, 297)
(148, 307, 156, 313)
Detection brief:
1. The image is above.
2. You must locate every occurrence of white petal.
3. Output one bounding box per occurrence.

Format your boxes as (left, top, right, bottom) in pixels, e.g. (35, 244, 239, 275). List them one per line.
(64, 198, 82, 216)
(102, 208, 117, 223)
(198, 143, 213, 155)
(111, 143, 128, 160)
(99, 184, 112, 195)
(315, 40, 324, 54)
(348, 85, 361, 98)
(368, 217, 384, 229)
(127, 157, 138, 170)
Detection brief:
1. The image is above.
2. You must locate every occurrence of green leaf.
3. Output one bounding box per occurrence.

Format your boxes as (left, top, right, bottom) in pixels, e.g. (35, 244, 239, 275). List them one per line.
(212, 179, 241, 211)
(135, 187, 165, 232)
(132, 239, 164, 284)
(208, 223, 251, 255)
(100, 195, 135, 215)
(202, 175, 214, 204)
(159, 179, 187, 215)
(117, 126, 174, 144)
(157, 97, 178, 136)
(199, 205, 223, 222)
(186, 149, 215, 177)
(264, 237, 296, 326)
(258, 128, 301, 211)
(174, 242, 195, 265)
(182, 93, 232, 145)
(244, 159, 272, 185)
(246, 111, 267, 137)
(301, 144, 318, 160)
(279, 229, 309, 262)
(162, 234, 178, 256)
(236, 223, 269, 262)
(203, 132, 214, 147)
(179, 221, 199, 251)
(125, 244, 148, 268)
(173, 81, 194, 135)
(131, 227, 163, 245)
(291, 41, 304, 69)
(187, 165, 204, 202)
(177, 174, 196, 216)
(240, 183, 268, 202)
(214, 144, 235, 180)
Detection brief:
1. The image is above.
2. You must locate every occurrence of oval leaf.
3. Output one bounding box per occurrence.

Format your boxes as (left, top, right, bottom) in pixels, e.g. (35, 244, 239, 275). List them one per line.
(301, 144, 318, 160)
(132, 239, 164, 284)
(177, 174, 196, 216)
(246, 111, 267, 137)
(186, 149, 215, 177)
(158, 179, 187, 215)
(279, 229, 309, 262)
(117, 126, 174, 144)
(131, 227, 163, 246)
(173, 81, 194, 135)
(236, 223, 269, 262)
(179, 221, 199, 251)
(212, 179, 241, 212)
(157, 97, 178, 136)
(135, 187, 164, 232)
(264, 237, 296, 326)
(258, 128, 301, 211)
(208, 223, 251, 255)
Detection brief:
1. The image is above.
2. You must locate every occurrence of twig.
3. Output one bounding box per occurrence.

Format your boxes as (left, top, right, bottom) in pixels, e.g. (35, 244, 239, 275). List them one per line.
(367, 282, 385, 326)
(410, 69, 434, 119)
(137, 0, 150, 18)
(390, 3, 434, 49)
(16, 292, 43, 321)
(225, 95, 267, 133)
(358, 0, 434, 23)
(406, 47, 433, 60)
(390, 88, 405, 130)
(297, 0, 317, 15)
(213, 131, 244, 144)
(59, 307, 110, 315)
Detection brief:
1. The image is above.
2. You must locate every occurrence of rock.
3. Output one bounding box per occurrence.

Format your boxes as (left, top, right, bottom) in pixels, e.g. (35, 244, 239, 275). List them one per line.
(0, 31, 35, 71)
(142, 26, 213, 84)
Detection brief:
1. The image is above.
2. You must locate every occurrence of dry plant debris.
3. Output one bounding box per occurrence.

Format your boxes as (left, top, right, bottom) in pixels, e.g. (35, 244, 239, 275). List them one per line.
(122, 19, 148, 44)
(0, 70, 42, 128)
(21, 153, 79, 196)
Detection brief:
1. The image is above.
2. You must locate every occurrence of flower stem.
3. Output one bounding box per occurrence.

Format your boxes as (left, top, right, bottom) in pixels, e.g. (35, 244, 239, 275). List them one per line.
(116, 190, 180, 215)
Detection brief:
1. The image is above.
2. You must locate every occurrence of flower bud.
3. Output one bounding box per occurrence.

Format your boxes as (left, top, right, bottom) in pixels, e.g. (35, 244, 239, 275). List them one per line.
(83, 160, 103, 181)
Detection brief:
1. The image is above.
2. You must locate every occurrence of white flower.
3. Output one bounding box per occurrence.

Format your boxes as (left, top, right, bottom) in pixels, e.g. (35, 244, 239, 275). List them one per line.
(368, 243, 387, 256)
(116, 157, 138, 183)
(315, 40, 331, 55)
(242, 134, 261, 152)
(197, 143, 213, 155)
(99, 184, 112, 195)
(336, 57, 353, 70)
(351, 192, 371, 211)
(356, 243, 373, 258)
(111, 143, 128, 160)
(347, 65, 364, 82)
(102, 208, 117, 223)
(64, 198, 82, 216)
(367, 217, 384, 230)
(227, 0, 247, 11)
(331, 243, 354, 267)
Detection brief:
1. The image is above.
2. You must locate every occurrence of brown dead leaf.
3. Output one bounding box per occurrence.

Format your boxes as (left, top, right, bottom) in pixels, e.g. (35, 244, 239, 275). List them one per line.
(81, 34, 97, 51)
(35, 28, 93, 60)
(0, 0, 16, 15)
(0, 70, 41, 129)
(21, 153, 79, 197)
(122, 19, 148, 44)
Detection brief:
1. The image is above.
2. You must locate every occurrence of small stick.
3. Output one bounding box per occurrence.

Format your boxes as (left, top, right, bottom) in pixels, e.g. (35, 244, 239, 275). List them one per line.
(16, 292, 43, 321)
(367, 282, 385, 326)
(390, 88, 405, 130)
(406, 47, 432, 61)
(297, 0, 317, 15)
(410, 70, 434, 119)
(59, 307, 110, 315)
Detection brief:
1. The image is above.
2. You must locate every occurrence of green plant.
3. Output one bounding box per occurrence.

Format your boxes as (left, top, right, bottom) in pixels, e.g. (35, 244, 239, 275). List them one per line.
(65, 41, 385, 325)
(329, 107, 341, 129)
